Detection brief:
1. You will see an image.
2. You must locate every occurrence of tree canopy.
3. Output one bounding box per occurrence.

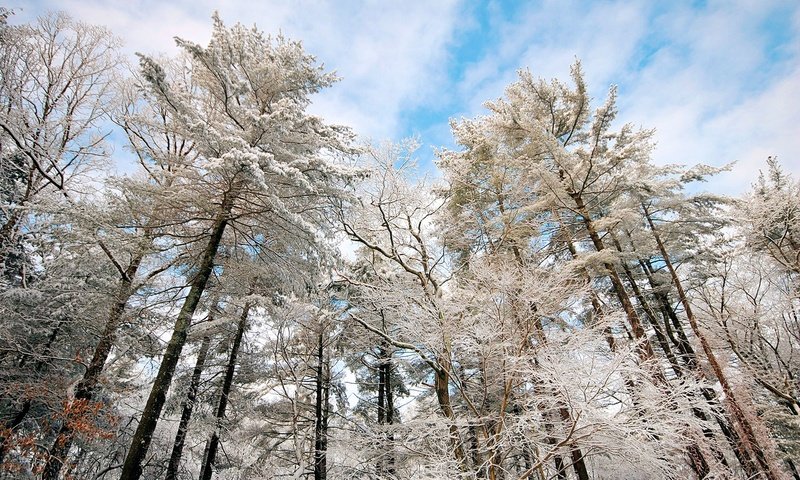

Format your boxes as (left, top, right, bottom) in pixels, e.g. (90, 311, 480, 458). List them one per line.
(0, 10, 797, 480)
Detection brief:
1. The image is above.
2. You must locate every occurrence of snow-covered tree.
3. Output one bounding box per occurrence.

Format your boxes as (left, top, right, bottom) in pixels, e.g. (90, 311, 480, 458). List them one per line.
(2, 7, 798, 480)
(0, 11, 120, 272)
(437, 62, 791, 478)
(742, 157, 800, 275)
(116, 14, 356, 480)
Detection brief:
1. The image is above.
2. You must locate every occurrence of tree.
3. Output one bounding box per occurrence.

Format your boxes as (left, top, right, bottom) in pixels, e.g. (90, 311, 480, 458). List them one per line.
(334, 142, 703, 479)
(0, 214, 119, 469)
(0, 11, 120, 271)
(40, 72, 195, 477)
(3, 7, 798, 479)
(118, 14, 355, 480)
(437, 124, 592, 478)
(198, 299, 252, 480)
(433, 62, 797, 477)
(336, 143, 472, 472)
(164, 304, 217, 480)
(742, 157, 800, 275)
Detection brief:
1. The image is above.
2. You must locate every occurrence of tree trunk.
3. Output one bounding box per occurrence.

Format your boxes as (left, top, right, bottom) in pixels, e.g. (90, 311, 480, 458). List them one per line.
(375, 310, 395, 477)
(637, 256, 698, 367)
(552, 451, 567, 480)
(611, 235, 683, 378)
(164, 333, 212, 480)
(199, 302, 251, 480)
(569, 192, 657, 363)
(558, 407, 589, 480)
(642, 202, 783, 480)
(568, 193, 718, 477)
(377, 341, 395, 477)
(120, 195, 233, 480)
(434, 358, 468, 468)
(0, 209, 22, 273)
(636, 253, 751, 475)
(312, 327, 330, 480)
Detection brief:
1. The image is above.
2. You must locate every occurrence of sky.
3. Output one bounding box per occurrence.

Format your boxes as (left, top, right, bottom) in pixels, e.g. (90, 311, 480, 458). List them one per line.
(10, 0, 800, 194)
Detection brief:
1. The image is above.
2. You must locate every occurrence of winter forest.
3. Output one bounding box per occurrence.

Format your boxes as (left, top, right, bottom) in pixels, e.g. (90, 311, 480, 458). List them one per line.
(0, 8, 798, 480)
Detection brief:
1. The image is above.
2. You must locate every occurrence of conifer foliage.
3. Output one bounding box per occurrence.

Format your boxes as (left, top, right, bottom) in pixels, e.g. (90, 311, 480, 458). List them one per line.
(0, 8, 797, 480)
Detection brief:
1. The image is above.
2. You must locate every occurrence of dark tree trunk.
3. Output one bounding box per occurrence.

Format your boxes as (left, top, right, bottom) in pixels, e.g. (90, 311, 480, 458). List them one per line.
(164, 333, 212, 480)
(785, 456, 799, 480)
(611, 235, 683, 378)
(383, 347, 395, 477)
(198, 302, 251, 480)
(568, 192, 716, 477)
(636, 253, 750, 475)
(120, 194, 233, 480)
(553, 452, 567, 480)
(376, 339, 395, 477)
(642, 203, 782, 480)
(558, 407, 589, 480)
(313, 329, 329, 480)
(377, 353, 385, 426)
(638, 257, 697, 368)
(570, 448, 589, 480)
(0, 209, 22, 272)
(569, 191, 657, 362)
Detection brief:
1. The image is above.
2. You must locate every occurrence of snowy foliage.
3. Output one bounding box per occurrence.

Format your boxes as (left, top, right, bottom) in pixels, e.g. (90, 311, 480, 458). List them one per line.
(0, 10, 796, 480)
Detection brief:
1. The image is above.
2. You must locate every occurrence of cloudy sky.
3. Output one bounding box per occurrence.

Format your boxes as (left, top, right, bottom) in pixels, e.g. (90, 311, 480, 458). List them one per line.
(11, 0, 800, 193)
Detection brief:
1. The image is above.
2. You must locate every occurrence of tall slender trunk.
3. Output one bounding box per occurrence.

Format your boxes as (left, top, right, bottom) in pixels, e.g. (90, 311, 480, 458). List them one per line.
(615, 234, 731, 470)
(551, 449, 567, 480)
(558, 407, 589, 480)
(0, 209, 22, 273)
(383, 349, 395, 477)
(610, 235, 683, 378)
(199, 302, 251, 480)
(164, 333, 212, 480)
(376, 338, 395, 477)
(568, 193, 717, 477)
(434, 359, 467, 468)
(642, 202, 782, 480)
(377, 356, 385, 424)
(313, 329, 329, 480)
(120, 194, 233, 480)
(424, 307, 466, 470)
(628, 243, 751, 475)
(569, 192, 657, 362)
(637, 256, 697, 367)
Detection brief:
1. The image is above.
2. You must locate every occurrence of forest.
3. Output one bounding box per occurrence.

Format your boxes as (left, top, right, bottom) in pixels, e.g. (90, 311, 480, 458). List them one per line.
(0, 9, 798, 480)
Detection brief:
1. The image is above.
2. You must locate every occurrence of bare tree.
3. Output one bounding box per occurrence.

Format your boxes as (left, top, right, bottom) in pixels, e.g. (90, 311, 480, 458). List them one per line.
(0, 11, 120, 269)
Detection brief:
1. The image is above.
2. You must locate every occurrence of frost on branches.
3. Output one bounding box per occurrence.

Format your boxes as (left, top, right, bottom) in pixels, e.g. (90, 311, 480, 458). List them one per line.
(0, 9, 797, 480)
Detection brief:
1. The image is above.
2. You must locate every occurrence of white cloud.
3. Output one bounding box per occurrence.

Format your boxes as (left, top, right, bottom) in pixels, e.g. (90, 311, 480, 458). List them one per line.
(15, 0, 462, 143)
(453, 0, 800, 194)
(618, 0, 800, 192)
(17, 0, 215, 55)
(12, 0, 799, 194)
(453, 0, 651, 117)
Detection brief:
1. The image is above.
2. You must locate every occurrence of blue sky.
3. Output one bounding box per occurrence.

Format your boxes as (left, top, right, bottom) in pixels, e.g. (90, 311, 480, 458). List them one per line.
(11, 0, 800, 193)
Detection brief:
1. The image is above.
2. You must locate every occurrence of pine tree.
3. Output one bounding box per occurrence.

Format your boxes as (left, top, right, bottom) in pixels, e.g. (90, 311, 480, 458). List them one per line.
(118, 14, 355, 479)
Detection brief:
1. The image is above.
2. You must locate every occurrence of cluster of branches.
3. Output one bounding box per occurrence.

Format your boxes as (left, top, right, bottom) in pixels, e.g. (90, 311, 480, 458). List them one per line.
(328, 65, 799, 479)
(0, 10, 357, 480)
(0, 8, 797, 480)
